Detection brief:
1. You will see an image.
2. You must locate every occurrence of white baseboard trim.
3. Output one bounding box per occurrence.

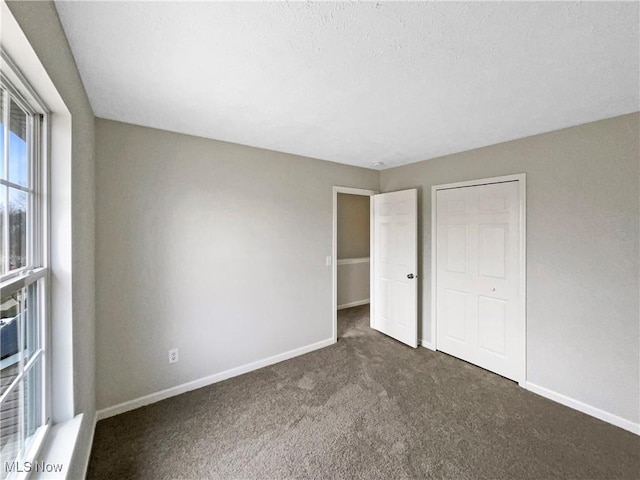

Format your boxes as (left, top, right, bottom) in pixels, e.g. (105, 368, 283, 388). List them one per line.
(337, 299, 370, 310)
(418, 339, 436, 351)
(96, 337, 335, 421)
(523, 381, 640, 435)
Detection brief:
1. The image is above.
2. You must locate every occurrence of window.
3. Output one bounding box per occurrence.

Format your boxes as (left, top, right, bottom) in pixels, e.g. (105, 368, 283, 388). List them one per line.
(0, 63, 49, 477)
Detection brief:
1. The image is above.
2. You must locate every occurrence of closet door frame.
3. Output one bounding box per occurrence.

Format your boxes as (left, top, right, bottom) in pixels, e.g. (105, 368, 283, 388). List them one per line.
(430, 173, 527, 385)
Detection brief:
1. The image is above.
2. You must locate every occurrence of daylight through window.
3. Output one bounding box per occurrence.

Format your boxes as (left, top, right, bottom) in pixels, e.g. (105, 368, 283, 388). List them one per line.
(0, 71, 49, 477)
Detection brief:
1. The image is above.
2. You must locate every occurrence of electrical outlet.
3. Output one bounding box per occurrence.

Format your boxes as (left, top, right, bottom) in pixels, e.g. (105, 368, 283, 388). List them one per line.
(168, 348, 179, 364)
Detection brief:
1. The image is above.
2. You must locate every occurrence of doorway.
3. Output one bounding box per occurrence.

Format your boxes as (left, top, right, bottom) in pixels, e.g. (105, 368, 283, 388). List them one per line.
(431, 174, 526, 383)
(332, 187, 376, 342)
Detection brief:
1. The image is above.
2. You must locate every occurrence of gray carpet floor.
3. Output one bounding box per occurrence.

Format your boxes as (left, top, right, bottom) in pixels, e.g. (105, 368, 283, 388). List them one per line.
(88, 305, 639, 479)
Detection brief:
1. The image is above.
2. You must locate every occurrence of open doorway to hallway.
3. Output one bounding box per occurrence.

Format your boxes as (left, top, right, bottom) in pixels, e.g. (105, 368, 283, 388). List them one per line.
(332, 187, 376, 342)
(337, 193, 371, 311)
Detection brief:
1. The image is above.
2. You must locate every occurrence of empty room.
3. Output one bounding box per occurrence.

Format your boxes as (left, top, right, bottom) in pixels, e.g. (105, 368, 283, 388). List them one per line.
(0, 1, 638, 479)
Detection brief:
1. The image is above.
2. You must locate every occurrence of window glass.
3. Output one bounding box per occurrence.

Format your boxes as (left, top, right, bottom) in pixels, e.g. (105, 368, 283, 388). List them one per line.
(0, 185, 5, 276)
(1, 288, 22, 397)
(24, 282, 41, 364)
(0, 93, 5, 178)
(0, 283, 43, 473)
(8, 99, 28, 188)
(22, 360, 42, 451)
(0, 289, 25, 396)
(0, 380, 22, 477)
(8, 187, 27, 271)
(0, 77, 47, 475)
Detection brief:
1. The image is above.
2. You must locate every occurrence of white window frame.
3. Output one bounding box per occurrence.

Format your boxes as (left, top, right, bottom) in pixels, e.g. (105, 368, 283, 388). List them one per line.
(0, 49, 51, 478)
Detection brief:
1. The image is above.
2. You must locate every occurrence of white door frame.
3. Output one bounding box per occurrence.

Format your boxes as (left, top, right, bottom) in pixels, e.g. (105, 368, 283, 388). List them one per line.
(332, 186, 378, 343)
(431, 173, 527, 385)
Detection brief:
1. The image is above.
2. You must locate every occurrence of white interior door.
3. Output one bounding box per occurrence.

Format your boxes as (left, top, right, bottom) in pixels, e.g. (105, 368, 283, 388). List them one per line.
(436, 181, 522, 381)
(372, 189, 418, 347)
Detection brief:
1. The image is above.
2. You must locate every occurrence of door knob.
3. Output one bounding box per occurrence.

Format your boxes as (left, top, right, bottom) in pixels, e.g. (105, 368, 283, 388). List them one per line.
(407, 274, 415, 279)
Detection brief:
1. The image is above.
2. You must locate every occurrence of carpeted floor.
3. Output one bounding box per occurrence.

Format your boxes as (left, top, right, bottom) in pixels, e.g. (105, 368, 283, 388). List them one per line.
(88, 305, 639, 479)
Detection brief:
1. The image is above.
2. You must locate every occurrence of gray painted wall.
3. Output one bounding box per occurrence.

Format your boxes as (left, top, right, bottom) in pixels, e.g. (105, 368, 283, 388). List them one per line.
(381, 113, 640, 424)
(337, 262, 370, 308)
(95, 118, 379, 409)
(337, 193, 370, 259)
(6, 1, 96, 477)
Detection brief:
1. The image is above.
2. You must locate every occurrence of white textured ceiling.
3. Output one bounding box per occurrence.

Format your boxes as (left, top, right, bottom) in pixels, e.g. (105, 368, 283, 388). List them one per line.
(55, 1, 639, 169)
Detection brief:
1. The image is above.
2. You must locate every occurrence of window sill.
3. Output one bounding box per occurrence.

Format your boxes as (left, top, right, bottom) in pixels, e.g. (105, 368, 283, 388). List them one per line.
(31, 414, 83, 479)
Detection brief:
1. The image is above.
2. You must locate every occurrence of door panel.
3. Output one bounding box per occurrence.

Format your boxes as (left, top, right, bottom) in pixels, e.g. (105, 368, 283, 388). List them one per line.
(446, 225, 467, 273)
(372, 189, 418, 348)
(478, 225, 506, 278)
(478, 296, 507, 355)
(444, 289, 467, 341)
(436, 181, 522, 381)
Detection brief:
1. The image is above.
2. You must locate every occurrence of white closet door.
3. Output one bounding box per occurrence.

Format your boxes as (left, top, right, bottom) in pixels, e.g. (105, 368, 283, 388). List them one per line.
(436, 181, 522, 381)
